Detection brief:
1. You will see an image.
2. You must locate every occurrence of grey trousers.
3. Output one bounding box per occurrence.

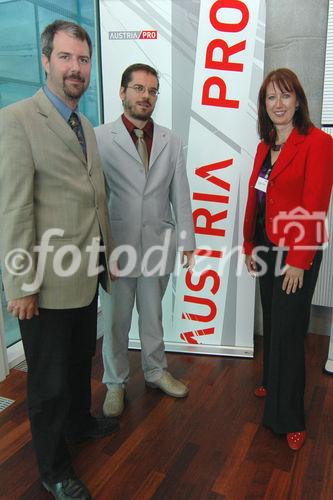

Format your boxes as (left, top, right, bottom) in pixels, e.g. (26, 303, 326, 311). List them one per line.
(100, 275, 170, 387)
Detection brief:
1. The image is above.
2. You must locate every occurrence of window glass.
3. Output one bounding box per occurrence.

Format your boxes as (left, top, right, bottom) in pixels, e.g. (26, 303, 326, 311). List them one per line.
(39, 0, 78, 15)
(0, 1, 40, 82)
(0, 83, 40, 108)
(79, 0, 95, 20)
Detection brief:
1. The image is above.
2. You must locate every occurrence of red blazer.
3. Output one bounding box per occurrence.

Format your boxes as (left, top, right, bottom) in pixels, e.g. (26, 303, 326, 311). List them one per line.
(243, 127, 333, 270)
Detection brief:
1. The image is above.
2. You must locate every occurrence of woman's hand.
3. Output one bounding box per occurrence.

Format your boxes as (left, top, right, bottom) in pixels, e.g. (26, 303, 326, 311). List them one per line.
(282, 265, 304, 294)
(245, 254, 257, 277)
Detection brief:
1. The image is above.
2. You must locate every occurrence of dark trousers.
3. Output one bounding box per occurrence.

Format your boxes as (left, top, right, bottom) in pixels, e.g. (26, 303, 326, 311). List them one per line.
(256, 244, 322, 434)
(19, 293, 98, 483)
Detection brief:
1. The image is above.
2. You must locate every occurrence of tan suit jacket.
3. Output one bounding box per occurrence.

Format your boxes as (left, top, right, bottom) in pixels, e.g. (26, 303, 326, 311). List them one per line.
(0, 89, 112, 308)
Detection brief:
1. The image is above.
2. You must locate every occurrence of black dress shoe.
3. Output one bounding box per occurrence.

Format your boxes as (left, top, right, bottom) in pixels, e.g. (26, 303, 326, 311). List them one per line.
(67, 416, 119, 444)
(42, 477, 92, 499)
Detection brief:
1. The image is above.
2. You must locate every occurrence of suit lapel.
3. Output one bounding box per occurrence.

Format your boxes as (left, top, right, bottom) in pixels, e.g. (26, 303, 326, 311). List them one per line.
(112, 117, 142, 163)
(253, 141, 270, 180)
(32, 89, 86, 165)
(150, 124, 168, 169)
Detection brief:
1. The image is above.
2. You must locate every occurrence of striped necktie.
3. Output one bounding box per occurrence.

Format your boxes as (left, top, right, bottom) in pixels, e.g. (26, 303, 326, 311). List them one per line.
(134, 128, 149, 176)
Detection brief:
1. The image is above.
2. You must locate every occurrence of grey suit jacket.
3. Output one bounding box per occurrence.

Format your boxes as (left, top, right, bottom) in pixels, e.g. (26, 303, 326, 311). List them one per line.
(95, 117, 195, 277)
(0, 89, 112, 308)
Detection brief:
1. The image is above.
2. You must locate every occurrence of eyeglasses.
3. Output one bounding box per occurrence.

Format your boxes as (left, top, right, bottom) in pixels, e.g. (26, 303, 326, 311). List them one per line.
(127, 84, 159, 97)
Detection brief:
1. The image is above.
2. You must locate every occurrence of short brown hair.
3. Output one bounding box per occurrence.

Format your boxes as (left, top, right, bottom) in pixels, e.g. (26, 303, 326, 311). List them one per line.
(120, 63, 159, 89)
(41, 20, 92, 59)
(258, 68, 313, 144)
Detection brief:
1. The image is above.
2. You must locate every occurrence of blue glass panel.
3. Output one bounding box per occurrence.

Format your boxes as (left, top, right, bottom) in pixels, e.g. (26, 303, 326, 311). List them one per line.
(41, 0, 78, 16)
(79, 22, 99, 126)
(79, 0, 95, 20)
(0, 82, 40, 108)
(0, 1, 40, 84)
(38, 7, 71, 35)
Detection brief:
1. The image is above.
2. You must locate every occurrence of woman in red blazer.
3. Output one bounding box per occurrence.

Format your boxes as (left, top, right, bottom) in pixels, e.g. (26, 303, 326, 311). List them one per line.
(243, 68, 333, 450)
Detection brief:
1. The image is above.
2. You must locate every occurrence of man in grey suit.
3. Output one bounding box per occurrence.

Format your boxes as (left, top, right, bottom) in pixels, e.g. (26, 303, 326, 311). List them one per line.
(95, 63, 195, 418)
(0, 21, 118, 500)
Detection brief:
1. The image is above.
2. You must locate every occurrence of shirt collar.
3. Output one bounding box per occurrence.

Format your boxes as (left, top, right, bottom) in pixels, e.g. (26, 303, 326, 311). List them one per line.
(122, 113, 153, 138)
(43, 85, 79, 123)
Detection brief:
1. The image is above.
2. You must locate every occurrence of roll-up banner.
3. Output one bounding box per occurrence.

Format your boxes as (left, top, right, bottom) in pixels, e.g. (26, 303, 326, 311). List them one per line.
(325, 316, 333, 373)
(99, 0, 266, 357)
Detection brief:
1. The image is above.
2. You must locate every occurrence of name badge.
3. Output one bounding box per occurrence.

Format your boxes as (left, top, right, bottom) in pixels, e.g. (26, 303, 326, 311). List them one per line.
(255, 176, 268, 193)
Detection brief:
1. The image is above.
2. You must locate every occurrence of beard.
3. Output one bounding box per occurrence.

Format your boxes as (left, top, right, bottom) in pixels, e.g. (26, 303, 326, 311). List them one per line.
(63, 73, 88, 100)
(123, 98, 154, 121)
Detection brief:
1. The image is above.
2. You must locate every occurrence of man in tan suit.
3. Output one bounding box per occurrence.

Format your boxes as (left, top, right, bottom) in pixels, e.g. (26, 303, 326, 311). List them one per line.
(0, 20, 117, 500)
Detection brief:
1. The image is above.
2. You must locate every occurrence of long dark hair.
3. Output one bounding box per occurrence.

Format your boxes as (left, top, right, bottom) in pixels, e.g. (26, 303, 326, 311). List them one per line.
(258, 68, 313, 144)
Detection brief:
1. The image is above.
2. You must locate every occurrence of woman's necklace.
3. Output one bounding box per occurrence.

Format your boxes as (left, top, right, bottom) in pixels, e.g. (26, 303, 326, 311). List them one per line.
(272, 126, 293, 151)
(271, 142, 285, 151)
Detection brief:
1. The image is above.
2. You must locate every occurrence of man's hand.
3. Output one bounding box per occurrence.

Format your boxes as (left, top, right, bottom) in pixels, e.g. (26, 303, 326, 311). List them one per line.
(245, 254, 257, 277)
(282, 265, 304, 294)
(7, 294, 39, 320)
(109, 259, 119, 280)
(181, 250, 195, 269)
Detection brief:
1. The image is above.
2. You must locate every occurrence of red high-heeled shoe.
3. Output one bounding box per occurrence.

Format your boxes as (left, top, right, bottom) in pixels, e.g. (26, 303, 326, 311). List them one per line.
(254, 386, 267, 398)
(287, 431, 306, 450)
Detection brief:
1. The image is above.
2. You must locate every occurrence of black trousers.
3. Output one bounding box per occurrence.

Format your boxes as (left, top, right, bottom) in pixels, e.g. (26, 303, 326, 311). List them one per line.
(19, 293, 98, 483)
(256, 244, 322, 434)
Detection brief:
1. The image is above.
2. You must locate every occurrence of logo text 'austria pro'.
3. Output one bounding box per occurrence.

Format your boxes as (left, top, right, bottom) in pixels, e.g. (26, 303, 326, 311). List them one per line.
(109, 30, 158, 40)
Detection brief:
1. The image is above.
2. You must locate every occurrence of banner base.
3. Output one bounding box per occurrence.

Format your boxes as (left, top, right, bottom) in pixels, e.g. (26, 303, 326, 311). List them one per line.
(129, 340, 253, 358)
(324, 358, 333, 374)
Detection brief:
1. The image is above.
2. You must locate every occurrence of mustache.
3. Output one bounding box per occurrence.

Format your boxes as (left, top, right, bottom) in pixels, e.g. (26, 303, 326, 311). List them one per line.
(137, 100, 151, 105)
(64, 73, 85, 83)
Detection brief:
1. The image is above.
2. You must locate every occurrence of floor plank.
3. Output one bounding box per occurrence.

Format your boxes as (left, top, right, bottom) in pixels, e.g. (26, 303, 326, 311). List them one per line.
(0, 333, 332, 499)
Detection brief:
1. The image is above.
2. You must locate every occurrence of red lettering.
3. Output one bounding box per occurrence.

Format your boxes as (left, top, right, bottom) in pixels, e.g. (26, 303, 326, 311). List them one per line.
(182, 295, 217, 322)
(206, 39, 246, 72)
(202, 77, 239, 108)
(193, 192, 229, 204)
(139, 30, 158, 39)
(193, 208, 228, 236)
(180, 327, 215, 344)
(196, 159, 232, 191)
(196, 249, 224, 259)
(210, 0, 249, 33)
(185, 268, 220, 295)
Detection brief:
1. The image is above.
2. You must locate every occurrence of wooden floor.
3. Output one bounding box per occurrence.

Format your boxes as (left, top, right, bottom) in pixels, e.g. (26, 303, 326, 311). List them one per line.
(0, 334, 333, 500)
